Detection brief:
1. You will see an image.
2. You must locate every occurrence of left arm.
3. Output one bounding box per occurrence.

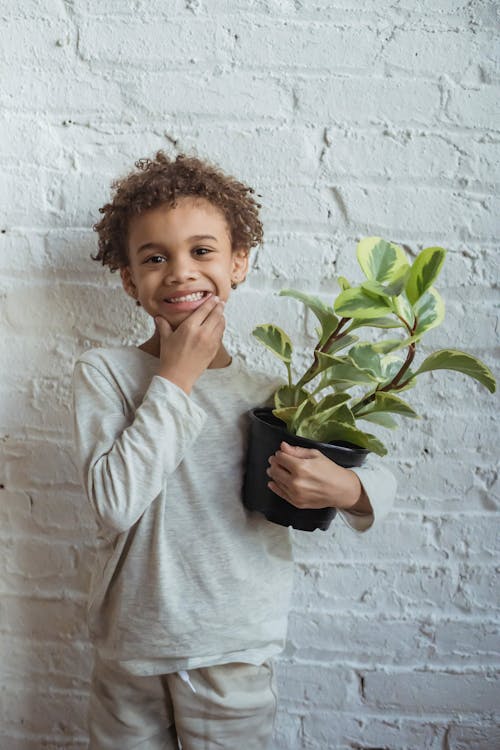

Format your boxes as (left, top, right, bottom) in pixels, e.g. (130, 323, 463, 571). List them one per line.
(266, 441, 396, 530)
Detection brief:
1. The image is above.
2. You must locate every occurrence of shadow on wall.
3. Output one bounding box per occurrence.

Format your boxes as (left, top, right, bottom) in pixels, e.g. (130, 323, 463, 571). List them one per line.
(0, 236, 150, 746)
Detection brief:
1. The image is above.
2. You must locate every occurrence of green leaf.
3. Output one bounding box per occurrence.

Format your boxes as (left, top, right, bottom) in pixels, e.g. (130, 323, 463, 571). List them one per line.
(290, 396, 317, 432)
(315, 353, 380, 385)
(323, 333, 359, 355)
(406, 246, 447, 305)
(279, 289, 339, 348)
(252, 324, 293, 364)
(334, 287, 394, 319)
(274, 385, 310, 408)
(297, 418, 387, 456)
(337, 276, 351, 291)
(393, 291, 416, 328)
(358, 412, 399, 429)
(355, 392, 420, 419)
(271, 406, 298, 431)
(356, 237, 411, 285)
(413, 288, 445, 336)
(349, 316, 403, 331)
(415, 349, 496, 393)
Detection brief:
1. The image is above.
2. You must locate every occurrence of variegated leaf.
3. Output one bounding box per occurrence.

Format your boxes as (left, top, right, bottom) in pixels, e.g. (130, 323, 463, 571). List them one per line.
(279, 289, 338, 348)
(252, 324, 293, 364)
(334, 287, 394, 319)
(413, 287, 445, 336)
(416, 349, 496, 393)
(356, 237, 411, 285)
(274, 385, 310, 408)
(406, 246, 447, 305)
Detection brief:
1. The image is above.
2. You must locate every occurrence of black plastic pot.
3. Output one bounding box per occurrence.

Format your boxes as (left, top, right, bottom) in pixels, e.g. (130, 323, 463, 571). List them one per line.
(242, 407, 369, 532)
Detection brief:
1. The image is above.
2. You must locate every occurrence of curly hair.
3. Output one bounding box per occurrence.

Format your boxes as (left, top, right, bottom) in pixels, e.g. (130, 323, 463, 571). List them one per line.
(92, 151, 264, 271)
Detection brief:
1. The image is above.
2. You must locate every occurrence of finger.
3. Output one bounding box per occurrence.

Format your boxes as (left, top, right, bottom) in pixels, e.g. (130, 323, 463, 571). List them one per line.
(267, 462, 291, 485)
(267, 479, 293, 504)
(155, 316, 173, 338)
(188, 293, 221, 325)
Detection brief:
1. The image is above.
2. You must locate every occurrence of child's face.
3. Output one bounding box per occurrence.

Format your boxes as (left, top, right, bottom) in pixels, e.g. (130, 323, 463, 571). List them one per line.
(120, 197, 249, 328)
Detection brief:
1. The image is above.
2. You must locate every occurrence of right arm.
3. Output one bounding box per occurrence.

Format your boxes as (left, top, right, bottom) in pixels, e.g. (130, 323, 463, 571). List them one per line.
(72, 361, 207, 534)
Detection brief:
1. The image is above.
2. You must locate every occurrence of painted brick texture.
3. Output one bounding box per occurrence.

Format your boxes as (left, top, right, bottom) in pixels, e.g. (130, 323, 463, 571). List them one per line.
(1, 1, 499, 748)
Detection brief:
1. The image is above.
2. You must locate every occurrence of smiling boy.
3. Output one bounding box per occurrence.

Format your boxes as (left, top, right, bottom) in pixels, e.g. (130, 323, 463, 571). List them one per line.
(72, 152, 396, 749)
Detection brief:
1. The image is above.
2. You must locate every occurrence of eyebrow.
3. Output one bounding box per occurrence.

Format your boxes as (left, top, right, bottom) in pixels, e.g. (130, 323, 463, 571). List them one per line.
(136, 235, 218, 254)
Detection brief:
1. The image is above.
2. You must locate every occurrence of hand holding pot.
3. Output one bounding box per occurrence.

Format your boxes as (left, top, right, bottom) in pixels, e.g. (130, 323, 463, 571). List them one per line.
(266, 442, 371, 512)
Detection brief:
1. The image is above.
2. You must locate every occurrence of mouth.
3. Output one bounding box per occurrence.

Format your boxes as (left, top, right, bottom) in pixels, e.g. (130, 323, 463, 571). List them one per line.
(164, 290, 211, 304)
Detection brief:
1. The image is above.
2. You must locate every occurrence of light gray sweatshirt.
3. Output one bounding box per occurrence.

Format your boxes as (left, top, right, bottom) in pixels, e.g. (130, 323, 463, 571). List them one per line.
(72, 346, 396, 675)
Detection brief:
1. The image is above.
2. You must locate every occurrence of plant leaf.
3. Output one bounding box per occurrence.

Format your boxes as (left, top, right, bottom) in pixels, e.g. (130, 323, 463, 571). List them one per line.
(413, 287, 445, 336)
(356, 237, 411, 285)
(355, 392, 420, 419)
(334, 287, 394, 319)
(274, 385, 310, 408)
(296, 418, 387, 456)
(349, 316, 403, 330)
(272, 406, 298, 431)
(406, 246, 447, 305)
(415, 349, 496, 393)
(337, 275, 351, 291)
(279, 289, 339, 348)
(315, 353, 380, 385)
(358, 412, 399, 429)
(252, 324, 293, 364)
(323, 333, 359, 355)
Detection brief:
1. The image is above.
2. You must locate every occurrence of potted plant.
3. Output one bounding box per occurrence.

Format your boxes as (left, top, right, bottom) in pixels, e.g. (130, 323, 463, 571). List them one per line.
(242, 237, 496, 532)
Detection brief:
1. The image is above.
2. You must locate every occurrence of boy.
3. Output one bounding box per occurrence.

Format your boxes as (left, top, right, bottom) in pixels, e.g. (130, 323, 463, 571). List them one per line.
(72, 151, 396, 749)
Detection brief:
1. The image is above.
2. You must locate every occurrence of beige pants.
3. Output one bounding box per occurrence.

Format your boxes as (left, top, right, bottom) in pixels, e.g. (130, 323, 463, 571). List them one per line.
(88, 653, 278, 750)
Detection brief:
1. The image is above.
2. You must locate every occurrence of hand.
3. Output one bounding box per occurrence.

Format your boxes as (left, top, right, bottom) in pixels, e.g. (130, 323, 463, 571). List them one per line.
(155, 294, 226, 393)
(266, 441, 370, 511)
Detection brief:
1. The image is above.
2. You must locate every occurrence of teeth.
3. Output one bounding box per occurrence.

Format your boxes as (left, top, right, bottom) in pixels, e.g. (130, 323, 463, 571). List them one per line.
(166, 292, 206, 303)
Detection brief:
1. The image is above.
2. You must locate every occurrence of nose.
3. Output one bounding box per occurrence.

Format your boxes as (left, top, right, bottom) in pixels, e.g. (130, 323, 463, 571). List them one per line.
(163, 254, 199, 284)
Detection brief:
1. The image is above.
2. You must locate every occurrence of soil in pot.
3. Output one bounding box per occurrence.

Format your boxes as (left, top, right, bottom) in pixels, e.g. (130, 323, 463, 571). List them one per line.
(242, 407, 369, 532)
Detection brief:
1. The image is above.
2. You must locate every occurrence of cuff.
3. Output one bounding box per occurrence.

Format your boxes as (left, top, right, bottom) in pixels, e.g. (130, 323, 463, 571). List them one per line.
(339, 459, 397, 533)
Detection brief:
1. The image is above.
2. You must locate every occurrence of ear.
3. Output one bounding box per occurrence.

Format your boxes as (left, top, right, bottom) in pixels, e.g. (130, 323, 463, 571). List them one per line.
(231, 247, 250, 284)
(120, 266, 138, 300)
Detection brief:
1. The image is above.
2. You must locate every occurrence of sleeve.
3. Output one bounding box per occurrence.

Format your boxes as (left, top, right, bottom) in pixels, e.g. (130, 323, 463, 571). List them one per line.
(338, 452, 397, 532)
(72, 360, 207, 534)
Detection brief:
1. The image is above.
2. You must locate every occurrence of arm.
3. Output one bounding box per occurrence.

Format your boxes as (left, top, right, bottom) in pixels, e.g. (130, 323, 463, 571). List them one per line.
(72, 360, 207, 534)
(266, 442, 396, 532)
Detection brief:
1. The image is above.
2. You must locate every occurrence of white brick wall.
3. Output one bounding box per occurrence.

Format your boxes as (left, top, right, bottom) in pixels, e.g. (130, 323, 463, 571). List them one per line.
(1, 1, 499, 747)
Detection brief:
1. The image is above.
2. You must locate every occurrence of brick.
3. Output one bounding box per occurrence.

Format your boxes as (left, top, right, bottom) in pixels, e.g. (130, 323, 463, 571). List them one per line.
(0, 70, 123, 116)
(0, 537, 90, 597)
(0, 685, 87, 736)
(448, 722, 500, 749)
(324, 184, 498, 239)
(292, 561, 499, 617)
(79, 18, 217, 65)
(381, 28, 480, 77)
(0, 17, 73, 63)
(226, 19, 383, 70)
(0, 595, 86, 639)
(296, 75, 441, 126)
(128, 71, 293, 120)
(276, 661, 359, 710)
(302, 711, 445, 750)
(0, 438, 78, 489)
(446, 84, 499, 129)
(2, 635, 92, 689)
(363, 669, 500, 712)
(288, 611, 500, 667)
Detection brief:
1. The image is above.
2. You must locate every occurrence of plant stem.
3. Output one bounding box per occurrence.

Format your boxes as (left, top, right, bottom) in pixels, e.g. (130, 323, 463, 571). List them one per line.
(295, 317, 351, 389)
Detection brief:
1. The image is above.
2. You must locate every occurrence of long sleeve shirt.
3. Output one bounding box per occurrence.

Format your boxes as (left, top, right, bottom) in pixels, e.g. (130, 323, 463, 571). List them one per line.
(72, 345, 397, 675)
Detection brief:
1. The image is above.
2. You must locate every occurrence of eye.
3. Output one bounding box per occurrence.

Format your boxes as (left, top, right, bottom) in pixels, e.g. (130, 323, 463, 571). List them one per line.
(194, 247, 212, 256)
(145, 255, 166, 264)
